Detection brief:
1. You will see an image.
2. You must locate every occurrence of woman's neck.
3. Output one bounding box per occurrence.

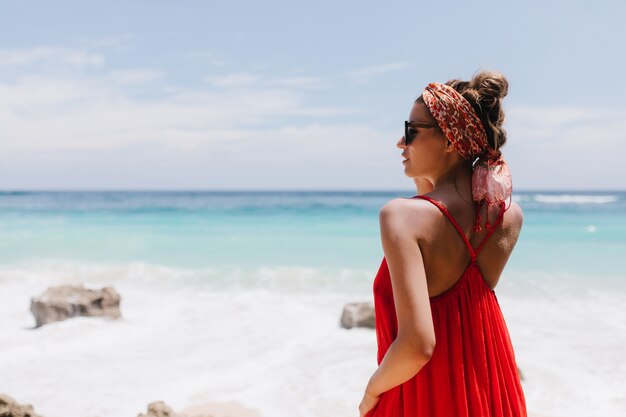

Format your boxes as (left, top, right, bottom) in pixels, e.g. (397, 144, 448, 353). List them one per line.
(414, 178, 433, 195)
(429, 161, 474, 201)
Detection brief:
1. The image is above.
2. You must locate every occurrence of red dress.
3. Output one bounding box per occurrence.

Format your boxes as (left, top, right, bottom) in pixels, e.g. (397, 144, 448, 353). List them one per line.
(368, 195, 527, 417)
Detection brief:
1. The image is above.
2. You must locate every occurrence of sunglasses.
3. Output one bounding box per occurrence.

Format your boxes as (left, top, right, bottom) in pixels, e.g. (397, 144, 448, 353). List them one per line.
(404, 120, 439, 145)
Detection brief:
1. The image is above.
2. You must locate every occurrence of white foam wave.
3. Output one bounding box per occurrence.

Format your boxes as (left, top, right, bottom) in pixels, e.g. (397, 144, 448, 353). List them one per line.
(512, 194, 531, 202)
(0, 260, 375, 294)
(0, 262, 624, 417)
(0, 261, 378, 417)
(497, 279, 626, 417)
(534, 194, 618, 204)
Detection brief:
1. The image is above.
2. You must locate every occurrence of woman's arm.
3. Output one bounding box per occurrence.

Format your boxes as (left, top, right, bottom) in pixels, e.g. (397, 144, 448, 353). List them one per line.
(365, 199, 436, 397)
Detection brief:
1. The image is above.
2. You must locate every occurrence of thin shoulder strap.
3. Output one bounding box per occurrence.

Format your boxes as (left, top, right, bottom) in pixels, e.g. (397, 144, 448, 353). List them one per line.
(474, 201, 506, 257)
(414, 195, 476, 262)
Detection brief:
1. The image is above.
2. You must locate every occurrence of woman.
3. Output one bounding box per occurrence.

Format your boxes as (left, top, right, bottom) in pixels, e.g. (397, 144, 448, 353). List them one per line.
(359, 71, 527, 417)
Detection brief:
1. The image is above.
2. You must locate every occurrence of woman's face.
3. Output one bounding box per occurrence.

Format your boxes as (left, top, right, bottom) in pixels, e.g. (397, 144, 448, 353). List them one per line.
(396, 101, 447, 179)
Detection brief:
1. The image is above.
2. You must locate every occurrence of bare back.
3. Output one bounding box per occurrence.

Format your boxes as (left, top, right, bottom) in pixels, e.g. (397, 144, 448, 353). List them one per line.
(409, 195, 523, 297)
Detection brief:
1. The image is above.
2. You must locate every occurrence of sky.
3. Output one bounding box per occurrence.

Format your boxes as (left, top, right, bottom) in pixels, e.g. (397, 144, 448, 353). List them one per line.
(0, 0, 624, 191)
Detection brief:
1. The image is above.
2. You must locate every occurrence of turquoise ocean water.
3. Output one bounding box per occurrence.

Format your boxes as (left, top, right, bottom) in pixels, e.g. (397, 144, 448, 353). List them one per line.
(0, 190, 624, 276)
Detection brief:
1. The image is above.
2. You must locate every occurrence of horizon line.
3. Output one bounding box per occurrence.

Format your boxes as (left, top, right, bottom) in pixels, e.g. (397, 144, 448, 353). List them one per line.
(1, 188, 625, 193)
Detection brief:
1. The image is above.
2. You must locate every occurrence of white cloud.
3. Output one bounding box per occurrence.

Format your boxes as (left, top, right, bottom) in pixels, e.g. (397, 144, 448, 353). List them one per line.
(0, 78, 303, 151)
(105, 69, 165, 85)
(186, 50, 227, 67)
(205, 72, 260, 88)
(1, 45, 623, 189)
(504, 105, 626, 189)
(507, 105, 626, 150)
(265, 75, 328, 89)
(348, 62, 410, 82)
(0, 47, 104, 68)
(0, 55, 348, 154)
(206, 72, 328, 90)
(0, 45, 398, 189)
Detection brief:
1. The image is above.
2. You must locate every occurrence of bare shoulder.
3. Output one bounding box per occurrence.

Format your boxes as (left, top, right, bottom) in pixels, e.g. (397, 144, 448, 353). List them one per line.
(379, 197, 436, 218)
(498, 200, 524, 253)
(379, 197, 438, 236)
(502, 200, 524, 232)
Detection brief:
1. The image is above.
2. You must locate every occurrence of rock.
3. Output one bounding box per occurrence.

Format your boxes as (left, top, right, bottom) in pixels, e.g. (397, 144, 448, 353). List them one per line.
(30, 284, 121, 328)
(340, 301, 375, 329)
(138, 401, 179, 417)
(0, 394, 42, 417)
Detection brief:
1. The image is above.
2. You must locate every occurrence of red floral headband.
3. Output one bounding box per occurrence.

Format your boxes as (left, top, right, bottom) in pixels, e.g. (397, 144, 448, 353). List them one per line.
(421, 82, 513, 231)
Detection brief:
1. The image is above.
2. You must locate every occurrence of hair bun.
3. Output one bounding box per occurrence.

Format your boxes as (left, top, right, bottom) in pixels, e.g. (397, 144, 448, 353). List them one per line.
(445, 70, 509, 152)
(470, 70, 508, 101)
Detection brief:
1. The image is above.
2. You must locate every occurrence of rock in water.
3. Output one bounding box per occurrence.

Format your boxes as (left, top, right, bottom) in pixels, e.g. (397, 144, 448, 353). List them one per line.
(0, 394, 42, 417)
(340, 301, 375, 329)
(30, 284, 121, 328)
(137, 401, 179, 417)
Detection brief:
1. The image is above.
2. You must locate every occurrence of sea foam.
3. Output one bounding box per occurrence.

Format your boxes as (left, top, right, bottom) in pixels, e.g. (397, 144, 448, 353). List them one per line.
(534, 194, 618, 204)
(0, 262, 624, 417)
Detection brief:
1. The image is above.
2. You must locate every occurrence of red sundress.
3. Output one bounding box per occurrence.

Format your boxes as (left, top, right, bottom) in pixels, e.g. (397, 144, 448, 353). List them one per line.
(368, 195, 527, 417)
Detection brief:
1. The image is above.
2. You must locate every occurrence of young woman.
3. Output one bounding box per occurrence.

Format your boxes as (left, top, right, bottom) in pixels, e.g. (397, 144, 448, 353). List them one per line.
(359, 71, 527, 417)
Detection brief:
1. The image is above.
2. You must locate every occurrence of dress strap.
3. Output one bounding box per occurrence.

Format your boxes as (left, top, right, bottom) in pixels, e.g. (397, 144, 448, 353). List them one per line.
(474, 201, 506, 257)
(414, 195, 477, 262)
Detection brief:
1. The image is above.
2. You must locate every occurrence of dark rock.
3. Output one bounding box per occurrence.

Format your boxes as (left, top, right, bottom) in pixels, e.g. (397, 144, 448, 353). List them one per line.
(0, 394, 42, 417)
(340, 302, 375, 329)
(30, 284, 121, 328)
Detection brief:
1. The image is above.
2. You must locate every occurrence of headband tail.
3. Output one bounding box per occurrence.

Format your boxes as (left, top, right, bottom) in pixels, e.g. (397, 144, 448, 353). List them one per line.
(472, 156, 513, 228)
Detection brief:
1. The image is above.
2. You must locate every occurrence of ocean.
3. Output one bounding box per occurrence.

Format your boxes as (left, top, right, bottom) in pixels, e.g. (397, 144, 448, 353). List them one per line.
(0, 190, 624, 417)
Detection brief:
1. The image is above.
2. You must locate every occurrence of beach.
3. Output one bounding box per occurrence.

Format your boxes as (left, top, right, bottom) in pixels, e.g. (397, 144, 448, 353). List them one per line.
(1, 191, 624, 417)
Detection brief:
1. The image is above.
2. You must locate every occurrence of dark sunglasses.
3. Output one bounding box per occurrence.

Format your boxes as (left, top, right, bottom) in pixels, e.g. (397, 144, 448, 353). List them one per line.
(404, 121, 439, 145)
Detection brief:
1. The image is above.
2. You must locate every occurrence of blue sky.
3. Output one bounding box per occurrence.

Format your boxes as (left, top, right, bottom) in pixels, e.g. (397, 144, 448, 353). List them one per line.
(0, 0, 624, 190)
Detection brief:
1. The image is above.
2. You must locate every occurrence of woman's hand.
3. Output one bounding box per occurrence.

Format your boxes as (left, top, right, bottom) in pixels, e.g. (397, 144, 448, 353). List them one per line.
(358, 389, 380, 417)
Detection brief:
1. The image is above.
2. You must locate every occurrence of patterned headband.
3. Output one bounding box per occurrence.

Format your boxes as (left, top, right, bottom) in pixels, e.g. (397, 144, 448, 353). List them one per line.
(422, 82, 492, 161)
(421, 82, 513, 231)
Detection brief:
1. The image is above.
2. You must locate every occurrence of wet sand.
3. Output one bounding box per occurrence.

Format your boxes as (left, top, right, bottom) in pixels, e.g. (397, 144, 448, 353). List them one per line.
(180, 400, 262, 417)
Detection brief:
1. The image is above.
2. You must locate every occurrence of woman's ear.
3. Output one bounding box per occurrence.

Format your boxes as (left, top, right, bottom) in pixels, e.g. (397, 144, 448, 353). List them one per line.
(442, 139, 461, 158)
